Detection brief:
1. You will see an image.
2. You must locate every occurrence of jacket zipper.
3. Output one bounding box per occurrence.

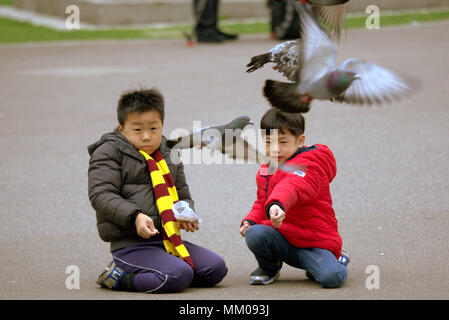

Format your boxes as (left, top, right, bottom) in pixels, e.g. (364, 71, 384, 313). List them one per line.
(264, 175, 269, 195)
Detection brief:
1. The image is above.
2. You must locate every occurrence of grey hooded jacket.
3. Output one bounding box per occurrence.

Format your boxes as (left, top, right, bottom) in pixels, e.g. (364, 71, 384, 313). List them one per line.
(87, 128, 195, 252)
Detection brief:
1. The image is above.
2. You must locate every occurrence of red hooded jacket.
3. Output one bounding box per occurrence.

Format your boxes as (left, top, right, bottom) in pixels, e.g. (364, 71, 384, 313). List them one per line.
(242, 144, 342, 258)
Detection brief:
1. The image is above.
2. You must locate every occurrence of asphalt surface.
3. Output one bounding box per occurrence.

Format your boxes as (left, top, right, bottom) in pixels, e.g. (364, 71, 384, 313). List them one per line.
(1, 21, 448, 300)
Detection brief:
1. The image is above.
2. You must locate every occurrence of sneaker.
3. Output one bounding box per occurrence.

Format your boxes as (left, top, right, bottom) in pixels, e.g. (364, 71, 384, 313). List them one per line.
(338, 249, 351, 267)
(305, 270, 316, 282)
(249, 267, 280, 285)
(96, 261, 127, 290)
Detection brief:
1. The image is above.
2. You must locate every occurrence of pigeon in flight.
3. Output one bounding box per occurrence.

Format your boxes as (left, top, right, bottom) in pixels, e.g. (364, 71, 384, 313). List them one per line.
(213, 127, 306, 174)
(167, 116, 304, 174)
(166, 116, 253, 150)
(246, 0, 350, 86)
(261, 3, 415, 113)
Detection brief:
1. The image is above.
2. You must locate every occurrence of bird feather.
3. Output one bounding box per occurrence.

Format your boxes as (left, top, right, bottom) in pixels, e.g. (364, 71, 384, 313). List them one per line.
(334, 58, 414, 105)
(314, 4, 346, 41)
(263, 79, 311, 113)
(246, 40, 301, 82)
(296, 2, 338, 88)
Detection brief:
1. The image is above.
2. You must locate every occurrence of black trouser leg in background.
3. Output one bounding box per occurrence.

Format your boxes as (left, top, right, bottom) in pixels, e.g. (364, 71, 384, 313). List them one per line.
(194, 0, 219, 34)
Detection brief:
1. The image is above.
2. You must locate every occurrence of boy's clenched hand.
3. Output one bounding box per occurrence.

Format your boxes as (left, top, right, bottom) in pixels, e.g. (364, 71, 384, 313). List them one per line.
(239, 221, 251, 237)
(135, 213, 159, 239)
(269, 204, 285, 228)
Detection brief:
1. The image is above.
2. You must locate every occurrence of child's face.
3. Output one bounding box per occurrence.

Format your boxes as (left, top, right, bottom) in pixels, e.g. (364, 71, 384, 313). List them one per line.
(264, 128, 305, 164)
(118, 110, 163, 155)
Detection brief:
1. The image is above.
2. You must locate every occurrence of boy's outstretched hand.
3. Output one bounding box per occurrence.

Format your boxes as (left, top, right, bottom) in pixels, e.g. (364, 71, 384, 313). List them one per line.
(135, 213, 159, 239)
(269, 204, 285, 228)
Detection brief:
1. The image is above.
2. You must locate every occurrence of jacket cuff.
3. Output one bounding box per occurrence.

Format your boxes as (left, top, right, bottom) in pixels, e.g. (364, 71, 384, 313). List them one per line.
(132, 211, 140, 226)
(114, 201, 141, 229)
(265, 201, 284, 219)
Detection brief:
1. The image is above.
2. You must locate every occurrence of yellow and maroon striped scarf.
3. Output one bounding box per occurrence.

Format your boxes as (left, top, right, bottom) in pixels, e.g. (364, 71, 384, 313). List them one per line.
(139, 149, 194, 269)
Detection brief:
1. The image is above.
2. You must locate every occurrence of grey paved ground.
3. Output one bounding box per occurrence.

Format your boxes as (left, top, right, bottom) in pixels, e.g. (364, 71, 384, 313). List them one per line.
(1, 21, 448, 300)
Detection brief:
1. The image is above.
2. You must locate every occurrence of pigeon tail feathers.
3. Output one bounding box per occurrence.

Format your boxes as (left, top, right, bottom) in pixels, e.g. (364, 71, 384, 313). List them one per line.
(263, 80, 311, 113)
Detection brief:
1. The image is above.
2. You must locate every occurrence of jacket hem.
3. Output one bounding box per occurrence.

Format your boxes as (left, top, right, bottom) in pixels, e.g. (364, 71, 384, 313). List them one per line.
(110, 235, 163, 253)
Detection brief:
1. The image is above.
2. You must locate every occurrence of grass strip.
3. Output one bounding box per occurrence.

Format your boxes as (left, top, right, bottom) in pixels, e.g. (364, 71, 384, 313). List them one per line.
(0, 9, 448, 43)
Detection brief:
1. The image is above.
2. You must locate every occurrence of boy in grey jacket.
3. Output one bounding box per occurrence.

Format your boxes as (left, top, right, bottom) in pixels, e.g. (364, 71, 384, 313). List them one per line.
(87, 88, 227, 292)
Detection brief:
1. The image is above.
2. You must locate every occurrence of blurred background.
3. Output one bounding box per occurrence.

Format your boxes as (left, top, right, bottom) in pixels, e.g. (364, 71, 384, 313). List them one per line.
(0, 0, 448, 42)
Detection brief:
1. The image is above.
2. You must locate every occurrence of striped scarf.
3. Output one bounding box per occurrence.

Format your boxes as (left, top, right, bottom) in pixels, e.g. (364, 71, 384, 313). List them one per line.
(139, 149, 194, 269)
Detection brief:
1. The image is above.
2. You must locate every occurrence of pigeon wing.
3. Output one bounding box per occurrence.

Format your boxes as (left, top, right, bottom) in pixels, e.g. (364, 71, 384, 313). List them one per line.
(166, 135, 194, 149)
(270, 39, 302, 82)
(166, 126, 212, 149)
(334, 58, 415, 105)
(307, 0, 350, 5)
(246, 40, 301, 82)
(221, 135, 270, 165)
(221, 135, 312, 174)
(295, 3, 338, 87)
(314, 4, 346, 41)
(246, 52, 272, 74)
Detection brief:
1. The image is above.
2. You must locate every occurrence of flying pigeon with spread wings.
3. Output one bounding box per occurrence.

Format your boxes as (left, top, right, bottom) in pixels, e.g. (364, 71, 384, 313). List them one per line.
(167, 116, 269, 165)
(167, 116, 304, 173)
(166, 116, 253, 150)
(258, 3, 415, 113)
(246, 0, 350, 83)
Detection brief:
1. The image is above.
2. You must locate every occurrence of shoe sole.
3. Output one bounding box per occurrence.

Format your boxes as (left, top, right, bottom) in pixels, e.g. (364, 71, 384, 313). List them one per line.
(97, 270, 115, 289)
(250, 272, 280, 285)
(96, 262, 126, 289)
(96, 262, 114, 287)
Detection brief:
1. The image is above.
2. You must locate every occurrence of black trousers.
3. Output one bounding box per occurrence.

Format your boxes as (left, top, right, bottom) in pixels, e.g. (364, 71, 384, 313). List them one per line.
(193, 0, 219, 33)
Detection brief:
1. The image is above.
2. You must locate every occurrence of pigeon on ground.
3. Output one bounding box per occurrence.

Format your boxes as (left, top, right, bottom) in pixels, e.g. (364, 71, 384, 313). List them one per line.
(261, 3, 415, 113)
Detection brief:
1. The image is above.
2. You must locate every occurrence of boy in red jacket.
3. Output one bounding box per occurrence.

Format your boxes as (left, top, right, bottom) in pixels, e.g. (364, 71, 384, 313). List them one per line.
(239, 108, 349, 288)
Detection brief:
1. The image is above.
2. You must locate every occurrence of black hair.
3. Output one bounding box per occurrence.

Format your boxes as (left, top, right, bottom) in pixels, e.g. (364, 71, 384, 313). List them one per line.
(117, 87, 164, 126)
(260, 108, 305, 137)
